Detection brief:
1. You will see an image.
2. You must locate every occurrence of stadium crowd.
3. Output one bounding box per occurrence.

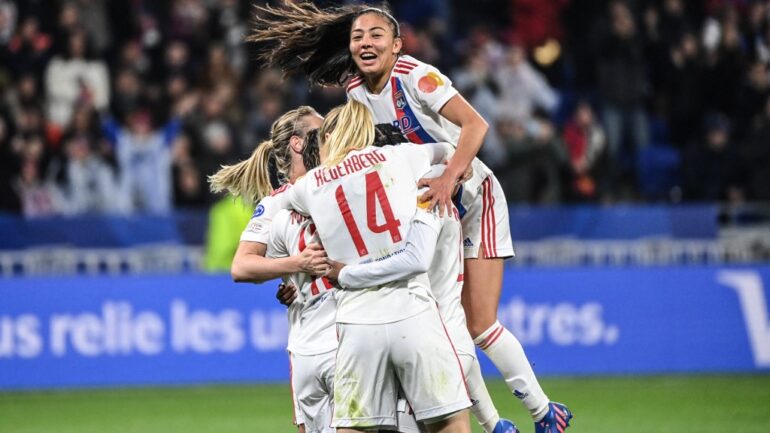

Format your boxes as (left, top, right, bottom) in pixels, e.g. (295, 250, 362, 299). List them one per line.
(0, 0, 769, 218)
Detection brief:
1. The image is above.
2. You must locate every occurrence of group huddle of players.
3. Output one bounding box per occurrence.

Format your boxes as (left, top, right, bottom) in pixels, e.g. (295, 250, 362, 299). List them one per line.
(209, 3, 572, 433)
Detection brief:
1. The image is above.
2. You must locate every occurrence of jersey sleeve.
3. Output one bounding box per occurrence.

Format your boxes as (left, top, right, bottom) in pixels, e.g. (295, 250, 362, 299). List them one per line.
(338, 217, 440, 289)
(407, 61, 459, 114)
(265, 210, 291, 259)
(286, 177, 310, 216)
(239, 188, 292, 244)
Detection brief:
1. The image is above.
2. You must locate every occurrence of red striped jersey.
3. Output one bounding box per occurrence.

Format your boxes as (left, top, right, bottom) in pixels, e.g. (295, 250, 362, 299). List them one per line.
(346, 54, 493, 214)
(286, 144, 438, 324)
(266, 209, 337, 356)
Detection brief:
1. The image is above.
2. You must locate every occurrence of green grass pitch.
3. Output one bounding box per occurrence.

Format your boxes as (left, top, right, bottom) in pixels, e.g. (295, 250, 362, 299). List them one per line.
(1, 375, 769, 433)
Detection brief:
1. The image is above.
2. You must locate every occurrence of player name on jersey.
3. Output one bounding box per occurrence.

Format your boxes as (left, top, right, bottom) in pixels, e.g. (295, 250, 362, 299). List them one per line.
(313, 149, 387, 187)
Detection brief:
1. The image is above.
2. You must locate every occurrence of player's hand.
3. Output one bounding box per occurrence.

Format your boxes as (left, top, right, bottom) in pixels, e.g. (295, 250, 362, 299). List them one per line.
(418, 169, 460, 216)
(323, 259, 345, 283)
(297, 243, 328, 275)
(460, 165, 473, 183)
(275, 282, 298, 306)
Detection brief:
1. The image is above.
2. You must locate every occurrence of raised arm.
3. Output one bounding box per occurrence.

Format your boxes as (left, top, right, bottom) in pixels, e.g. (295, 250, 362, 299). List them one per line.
(421, 94, 488, 214)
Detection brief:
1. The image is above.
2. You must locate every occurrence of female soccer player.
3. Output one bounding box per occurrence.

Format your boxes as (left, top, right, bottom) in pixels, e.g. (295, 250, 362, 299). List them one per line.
(212, 111, 425, 433)
(210, 106, 328, 433)
(210, 105, 327, 283)
(287, 100, 470, 433)
(248, 4, 571, 433)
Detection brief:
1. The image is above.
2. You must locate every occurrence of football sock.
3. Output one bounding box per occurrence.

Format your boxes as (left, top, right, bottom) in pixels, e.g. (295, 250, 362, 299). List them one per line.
(461, 353, 500, 433)
(474, 321, 549, 421)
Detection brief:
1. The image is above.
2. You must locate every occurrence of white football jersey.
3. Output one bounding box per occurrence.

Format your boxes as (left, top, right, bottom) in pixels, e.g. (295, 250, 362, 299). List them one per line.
(240, 184, 293, 244)
(429, 206, 466, 331)
(288, 145, 436, 324)
(266, 209, 337, 356)
(346, 54, 493, 212)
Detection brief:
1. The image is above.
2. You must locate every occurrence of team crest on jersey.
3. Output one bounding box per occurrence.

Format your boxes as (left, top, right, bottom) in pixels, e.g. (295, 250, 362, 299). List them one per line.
(418, 72, 444, 93)
(394, 90, 407, 109)
(252, 204, 265, 218)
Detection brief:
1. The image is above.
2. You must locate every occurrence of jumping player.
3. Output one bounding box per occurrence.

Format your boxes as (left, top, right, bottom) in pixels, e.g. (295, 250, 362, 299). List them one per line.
(247, 4, 572, 433)
(287, 100, 470, 433)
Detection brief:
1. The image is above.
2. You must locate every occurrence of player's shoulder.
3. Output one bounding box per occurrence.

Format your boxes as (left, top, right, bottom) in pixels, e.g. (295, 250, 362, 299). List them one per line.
(393, 55, 422, 77)
(252, 183, 293, 219)
(271, 208, 293, 225)
(346, 74, 366, 94)
(269, 183, 292, 197)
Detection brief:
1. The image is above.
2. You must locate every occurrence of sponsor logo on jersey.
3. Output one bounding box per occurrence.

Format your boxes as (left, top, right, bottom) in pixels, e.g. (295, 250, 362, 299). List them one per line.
(252, 204, 265, 218)
(418, 72, 444, 93)
(463, 237, 473, 247)
(394, 90, 407, 109)
(391, 77, 436, 144)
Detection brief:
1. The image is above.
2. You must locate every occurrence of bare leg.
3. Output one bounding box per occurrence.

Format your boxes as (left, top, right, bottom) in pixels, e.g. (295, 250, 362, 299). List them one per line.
(462, 255, 549, 421)
(425, 410, 471, 433)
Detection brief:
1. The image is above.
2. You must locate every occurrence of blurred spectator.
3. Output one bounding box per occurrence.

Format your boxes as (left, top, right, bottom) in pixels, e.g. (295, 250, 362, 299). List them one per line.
(44, 29, 109, 128)
(663, 31, 705, 148)
(495, 43, 560, 122)
(0, 112, 21, 212)
(103, 108, 182, 215)
(5, 16, 52, 80)
(597, 1, 649, 197)
(0, 0, 16, 46)
(732, 61, 770, 141)
(111, 68, 145, 123)
(12, 133, 63, 217)
(2, 0, 770, 218)
(703, 7, 746, 116)
(69, 0, 111, 55)
(508, 0, 569, 50)
(53, 133, 125, 215)
(452, 49, 506, 166)
(562, 101, 607, 201)
(497, 111, 566, 204)
(682, 113, 744, 202)
(739, 95, 770, 201)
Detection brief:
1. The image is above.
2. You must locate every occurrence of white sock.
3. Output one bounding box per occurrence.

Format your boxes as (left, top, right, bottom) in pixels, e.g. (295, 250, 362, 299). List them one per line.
(474, 321, 550, 421)
(460, 353, 500, 433)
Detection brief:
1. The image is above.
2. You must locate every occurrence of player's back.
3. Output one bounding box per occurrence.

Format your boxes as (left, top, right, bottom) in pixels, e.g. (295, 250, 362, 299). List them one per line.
(290, 144, 436, 324)
(267, 209, 336, 356)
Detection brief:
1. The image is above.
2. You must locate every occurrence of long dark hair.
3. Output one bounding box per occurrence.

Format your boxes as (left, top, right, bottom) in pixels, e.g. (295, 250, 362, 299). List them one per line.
(247, 2, 398, 86)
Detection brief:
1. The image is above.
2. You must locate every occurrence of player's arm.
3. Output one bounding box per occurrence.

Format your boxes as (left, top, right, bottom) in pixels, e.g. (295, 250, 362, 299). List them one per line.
(326, 214, 440, 288)
(231, 241, 326, 284)
(421, 94, 488, 214)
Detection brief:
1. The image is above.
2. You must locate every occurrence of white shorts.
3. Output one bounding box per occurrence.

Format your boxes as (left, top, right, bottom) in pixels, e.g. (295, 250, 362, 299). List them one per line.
(396, 395, 427, 433)
(333, 305, 471, 429)
(461, 174, 514, 259)
(291, 350, 336, 433)
(439, 304, 476, 361)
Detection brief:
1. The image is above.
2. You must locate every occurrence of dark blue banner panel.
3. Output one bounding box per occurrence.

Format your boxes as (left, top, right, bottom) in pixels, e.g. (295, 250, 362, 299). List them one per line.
(0, 205, 717, 250)
(1, 265, 768, 389)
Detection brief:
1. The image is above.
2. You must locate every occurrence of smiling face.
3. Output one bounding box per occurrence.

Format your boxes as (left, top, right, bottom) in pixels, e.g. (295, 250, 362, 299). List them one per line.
(349, 13, 401, 79)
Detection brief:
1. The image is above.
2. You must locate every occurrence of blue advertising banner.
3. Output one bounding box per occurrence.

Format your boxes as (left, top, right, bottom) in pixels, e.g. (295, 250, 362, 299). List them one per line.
(1, 266, 769, 389)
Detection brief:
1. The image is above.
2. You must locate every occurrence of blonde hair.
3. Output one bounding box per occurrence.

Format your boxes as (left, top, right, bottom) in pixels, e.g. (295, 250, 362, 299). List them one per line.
(208, 106, 319, 204)
(321, 100, 375, 167)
